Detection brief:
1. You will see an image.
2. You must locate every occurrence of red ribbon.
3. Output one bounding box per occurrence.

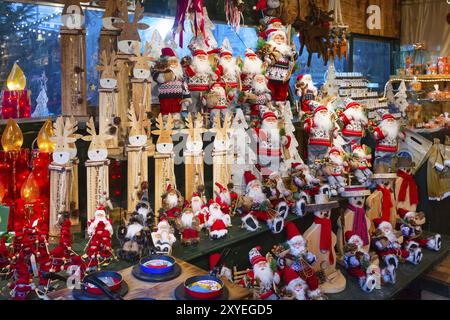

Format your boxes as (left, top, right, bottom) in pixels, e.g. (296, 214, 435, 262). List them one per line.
(314, 217, 334, 264)
(397, 170, 418, 205)
(376, 185, 393, 222)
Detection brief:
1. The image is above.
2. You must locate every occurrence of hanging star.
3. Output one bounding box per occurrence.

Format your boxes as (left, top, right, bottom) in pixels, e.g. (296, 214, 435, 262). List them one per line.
(89, 84, 97, 91)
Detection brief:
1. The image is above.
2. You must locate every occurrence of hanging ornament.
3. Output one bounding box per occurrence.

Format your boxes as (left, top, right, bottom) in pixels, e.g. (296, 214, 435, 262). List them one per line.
(20, 172, 40, 203)
(1, 119, 24, 152)
(6, 63, 26, 91)
(37, 118, 55, 153)
(225, 0, 244, 32)
(172, 0, 206, 48)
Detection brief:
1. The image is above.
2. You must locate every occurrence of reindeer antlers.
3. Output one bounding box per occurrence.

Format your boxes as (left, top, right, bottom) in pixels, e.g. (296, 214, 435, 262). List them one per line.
(133, 1, 145, 25)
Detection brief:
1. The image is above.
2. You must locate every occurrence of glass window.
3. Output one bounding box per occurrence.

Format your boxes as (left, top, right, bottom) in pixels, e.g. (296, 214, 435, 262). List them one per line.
(352, 37, 392, 92)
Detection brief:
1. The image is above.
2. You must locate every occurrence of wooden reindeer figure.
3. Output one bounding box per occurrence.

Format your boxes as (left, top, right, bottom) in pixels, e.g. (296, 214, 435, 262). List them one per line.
(130, 42, 154, 120)
(49, 117, 77, 239)
(83, 117, 113, 222)
(126, 104, 150, 214)
(60, 0, 87, 117)
(182, 113, 206, 201)
(66, 116, 83, 228)
(97, 50, 122, 155)
(98, 0, 122, 61)
(153, 113, 177, 218)
(210, 112, 234, 193)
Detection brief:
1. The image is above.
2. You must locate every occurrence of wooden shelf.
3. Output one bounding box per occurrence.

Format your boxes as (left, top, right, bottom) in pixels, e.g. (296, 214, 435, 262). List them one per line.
(390, 75, 450, 81)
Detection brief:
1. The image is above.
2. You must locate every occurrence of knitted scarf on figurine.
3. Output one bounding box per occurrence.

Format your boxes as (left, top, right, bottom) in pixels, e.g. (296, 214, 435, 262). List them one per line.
(348, 204, 369, 246)
(313, 216, 334, 264)
(397, 170, 418, 205)
(376, 185, 393, 222)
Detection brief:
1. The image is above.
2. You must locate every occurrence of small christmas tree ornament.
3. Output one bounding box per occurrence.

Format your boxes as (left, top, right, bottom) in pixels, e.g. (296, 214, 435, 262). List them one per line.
(31, 72, 50, 118)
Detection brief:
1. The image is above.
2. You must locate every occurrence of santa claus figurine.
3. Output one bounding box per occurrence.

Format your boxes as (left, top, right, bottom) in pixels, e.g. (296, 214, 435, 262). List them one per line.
(239, 171, 285, 234)
(87, 206, 113, 238)
(282, 266, 308, 300)
(398, 211, 441, 252)
(350, 144, 373, 186)
(240, 246, 280, 300)
(214, 182, 238, 215)
(371, 113, 405, 165)
(217, 38, 240, 104)
(152, 47, 191, 128)
(255, 111, 292, 176)
(343, 231, 379, 292)
(206, 200, 232, 240)
(244, 74, 273, 120)
(338, 100, 368, 150)
(337, 186, 372, 255)
(117, 212, 146, 262)
(203, 81, 230, 126)
(323, 147, 348, 196)
(190, 192, 209, 230)
(9, 255, 34, 300)
(240, 49, 264, 94)
(264, 172, 291, 218)
(277, 222, 324, 299)
(263, 28, 296, 103)
(175, 207, 201, 246)
(151, 219, 177, 254)
(372, 218, 423, 268)
(183, 47, 217, 113)
(295, 74, 318, 113)
(304, 105, 337, 165)
(160, 185, 184, 224)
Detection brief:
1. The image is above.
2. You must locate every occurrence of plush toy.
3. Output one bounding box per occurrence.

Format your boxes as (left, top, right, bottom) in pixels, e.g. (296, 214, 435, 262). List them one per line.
(206, 200, 232, 240)
(371, 113, 405, 166)
(350, 144, 373, 186)
(175, 207, 201, 246)
(398, 211, 442, 252)
(322, 147, 348, 196)
(338, 100, 368, 150)
(151, 219, 177, 254)
(160, 185, 184, 224)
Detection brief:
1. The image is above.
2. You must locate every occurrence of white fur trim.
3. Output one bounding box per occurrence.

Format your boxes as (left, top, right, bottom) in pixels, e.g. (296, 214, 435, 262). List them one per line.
(429, 190, 450, 201)
(307, 288, 321, 299)
(210, 229, 228, 238)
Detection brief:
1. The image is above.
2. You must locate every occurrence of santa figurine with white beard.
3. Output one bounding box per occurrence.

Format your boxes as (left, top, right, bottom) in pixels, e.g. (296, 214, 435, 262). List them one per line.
(160, 185, 184, 224)
(371, 113, 405, 165)
(203, 81, 231, 126)
(217, 38, 240, 103)
(263, 28, 296, 103)
(240, 49, 264, 93)
(304, 105, 337, 165)
(239, 246, 280, 300)
(323, 147, 348, 196)
(248, 74, 273, 119)
(277, 222, 323, 299)
(350, 144, 373, 186)
(183, 47, 218, 113)
(175, 207, 201, 246)
(152, 47, 191, 126)
(254, 111, 292, 177)
(190, 192, 209, 230)
(214, 182, 238, 215)
(338, 100, 369, 150)
(372, 218, 423, 267)
(206, 200, 232, 240)
(295, 74, 318, 113)
(87, 206, 113, 238)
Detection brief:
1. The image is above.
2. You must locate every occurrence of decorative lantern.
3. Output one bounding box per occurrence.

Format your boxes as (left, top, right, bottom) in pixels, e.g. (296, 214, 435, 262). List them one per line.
(1, 63, 31, 119)
(37, 118, 55, 153)
(1, 118, 23, 152)
(20, 172, 40, 204)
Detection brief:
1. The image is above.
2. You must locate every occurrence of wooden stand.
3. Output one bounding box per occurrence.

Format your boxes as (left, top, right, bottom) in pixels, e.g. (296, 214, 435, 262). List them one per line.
(85, 159, 110, 222)
(60, 28, 87, 116)
(49, 162, 73, 239)
(99, 88, 122, 155)
(184, 152, 204, 201)
(70, 158, 80, 227)
(336, 208, 371, 256)
(126, 145, 149, 214)
(116, 53, 133, 143)
(303, 221, 347, 294)
(99, 29, 119, 62)
(131, 78, 152, 121)
(154, 153, 176, 220)
(212, 150, 232, 193)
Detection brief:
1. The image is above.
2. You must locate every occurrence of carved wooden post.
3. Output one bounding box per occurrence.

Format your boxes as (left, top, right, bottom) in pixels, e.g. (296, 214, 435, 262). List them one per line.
(211, 113, 233, 192)
(60, 1, 87, 116)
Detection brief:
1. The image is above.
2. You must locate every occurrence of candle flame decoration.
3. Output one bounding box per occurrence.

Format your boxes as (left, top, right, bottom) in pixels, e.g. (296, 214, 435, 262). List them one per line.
(37, 118, 55, 153)
(21, 172, 40, 203)
(1, 118, 24, 152)
(6, 63, 26, 91)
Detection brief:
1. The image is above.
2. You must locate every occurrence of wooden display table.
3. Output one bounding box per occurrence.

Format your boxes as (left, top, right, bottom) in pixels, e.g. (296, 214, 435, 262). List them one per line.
(46, 258, 250, 300)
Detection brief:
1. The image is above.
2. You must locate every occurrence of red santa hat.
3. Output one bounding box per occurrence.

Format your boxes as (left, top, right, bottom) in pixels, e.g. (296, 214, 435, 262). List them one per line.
(209, 252, 224, 271)
(345, 101, 360, 109)
(329, 147, 342, 155)
(193, 49, 207, 56)
(291, 162, 303, 170)
(215, 182, 226, 193)
(220, 49, 232, 58)
(191, 192, 200, 198)
(404, 211, 416, 221)
(283, 266, 300, 286)
(351, 144, 363, 152)
(262, 111, 277, 121)
(285, 222, 302, 243)
(372, 218, 383, 229)
(267, 17, 282, 26)
(314, 105, 328, 114)
(210, 80, 225, 90)
(249, 246, 267, 265)
(95, 206, 106, 216)
(297, 74, 304, 82)
(344, 231, 361, 244)
(245, 49, 257, 58)
(382, 113, 395, 121)
(166, 184, 173, 192)
(244, 171, 257, 186)
(161, 47, 176, 58)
